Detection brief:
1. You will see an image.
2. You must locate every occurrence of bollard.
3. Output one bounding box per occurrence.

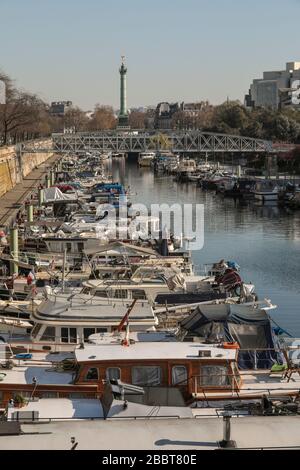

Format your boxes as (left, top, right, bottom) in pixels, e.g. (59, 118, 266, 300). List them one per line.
(218, 414, 237, 448)
(9, 225, 19, 276)
(45, 174, 50, 188)
(26, 203, 33, 223)
(50, 170, 55, 186)
(38, 187, 44, 206)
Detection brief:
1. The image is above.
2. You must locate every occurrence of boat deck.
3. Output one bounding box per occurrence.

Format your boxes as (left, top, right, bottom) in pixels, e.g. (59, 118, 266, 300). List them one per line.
(194, 370, 300, 400)
(0, 352, 75, 385)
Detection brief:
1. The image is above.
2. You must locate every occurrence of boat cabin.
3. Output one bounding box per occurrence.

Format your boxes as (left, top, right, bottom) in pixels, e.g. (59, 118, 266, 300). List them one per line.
(74, 339, 241, 400)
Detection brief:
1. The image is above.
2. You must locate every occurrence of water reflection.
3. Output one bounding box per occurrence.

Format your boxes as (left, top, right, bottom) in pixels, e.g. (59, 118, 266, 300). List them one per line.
(109, 157, 300, 335)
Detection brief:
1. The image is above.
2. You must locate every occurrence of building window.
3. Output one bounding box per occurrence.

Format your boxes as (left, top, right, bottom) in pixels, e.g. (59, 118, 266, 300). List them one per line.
(200, 365, 230, 387)
(40, 326, 56, 342)
(132, 366, 162, 386)
(85, 368, 99, 380)
(172, 366, 187, 385)
(106, 367, 121, 381)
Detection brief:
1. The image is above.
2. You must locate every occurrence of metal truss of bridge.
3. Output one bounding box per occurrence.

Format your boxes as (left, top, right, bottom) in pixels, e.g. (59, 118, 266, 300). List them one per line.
(24, 131, 274, 154)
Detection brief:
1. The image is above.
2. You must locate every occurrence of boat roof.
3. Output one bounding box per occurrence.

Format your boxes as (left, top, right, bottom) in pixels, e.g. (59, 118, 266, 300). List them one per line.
(75, 342, 237, 363)
(0, 352, 74, 385)
(34, 294, 156, 323)
(5, 397, 192, 421)
(85, 241, 158, 257)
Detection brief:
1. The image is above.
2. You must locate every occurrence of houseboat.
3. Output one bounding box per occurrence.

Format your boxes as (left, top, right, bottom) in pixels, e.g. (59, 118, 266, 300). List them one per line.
(1, 331, 299, 412)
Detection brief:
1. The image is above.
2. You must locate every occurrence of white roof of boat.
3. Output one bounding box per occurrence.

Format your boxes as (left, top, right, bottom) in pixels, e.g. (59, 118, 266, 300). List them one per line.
(34, 295, 155, 323)
(75, 342, 237, 362)
(0, 353, 74, 385)
(88, 331, 177, 344)
(6, 398, 193, 420)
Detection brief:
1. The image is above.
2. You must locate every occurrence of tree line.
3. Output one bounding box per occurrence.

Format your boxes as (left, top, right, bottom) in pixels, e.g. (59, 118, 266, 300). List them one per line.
(1, 71, 300, 147)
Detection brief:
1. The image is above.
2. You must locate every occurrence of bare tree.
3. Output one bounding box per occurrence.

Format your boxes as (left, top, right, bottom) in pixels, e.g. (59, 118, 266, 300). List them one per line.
(128, 110, 146, 129)
(88, 105, 116, 130)
(64, 106, 89, 132)
(0, 72, 51, 144)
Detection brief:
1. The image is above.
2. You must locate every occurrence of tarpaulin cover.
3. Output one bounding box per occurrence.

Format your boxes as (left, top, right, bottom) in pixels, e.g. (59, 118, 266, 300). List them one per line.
(180, 304, 280, 369)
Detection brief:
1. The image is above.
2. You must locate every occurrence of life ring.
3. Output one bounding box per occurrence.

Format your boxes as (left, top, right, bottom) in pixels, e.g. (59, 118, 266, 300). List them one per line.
(222, 342, 240, 349)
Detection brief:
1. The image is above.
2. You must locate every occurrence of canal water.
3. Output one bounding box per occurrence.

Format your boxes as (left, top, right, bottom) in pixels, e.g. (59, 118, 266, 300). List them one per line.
(109, 157, 300, 337)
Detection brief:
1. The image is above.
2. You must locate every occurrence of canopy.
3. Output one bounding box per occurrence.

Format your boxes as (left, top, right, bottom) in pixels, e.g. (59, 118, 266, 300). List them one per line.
(180, 303, 280, 369)
(43, 187, 76, 202)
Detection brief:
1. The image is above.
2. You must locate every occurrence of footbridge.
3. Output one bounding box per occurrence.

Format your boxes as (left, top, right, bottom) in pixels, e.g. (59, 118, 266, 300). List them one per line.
(22, 130, 274, 155)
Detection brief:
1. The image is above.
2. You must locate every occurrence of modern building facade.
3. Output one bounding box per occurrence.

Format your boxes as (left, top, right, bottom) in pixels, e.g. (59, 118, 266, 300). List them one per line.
(245, 62, 300, 110)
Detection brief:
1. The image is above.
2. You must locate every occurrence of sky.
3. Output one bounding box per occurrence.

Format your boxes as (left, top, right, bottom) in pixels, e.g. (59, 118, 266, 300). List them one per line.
(0, 0, 300, 110)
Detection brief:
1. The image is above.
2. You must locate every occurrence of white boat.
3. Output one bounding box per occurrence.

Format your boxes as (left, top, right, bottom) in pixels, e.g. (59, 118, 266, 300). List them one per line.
(253, 180, 279, 202)
(138, 152, 155, 167)
(7, 292, 158, 352)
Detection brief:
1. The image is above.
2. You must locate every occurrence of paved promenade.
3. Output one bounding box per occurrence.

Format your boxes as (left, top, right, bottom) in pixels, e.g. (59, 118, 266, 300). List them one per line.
(0, 154, 59, 228)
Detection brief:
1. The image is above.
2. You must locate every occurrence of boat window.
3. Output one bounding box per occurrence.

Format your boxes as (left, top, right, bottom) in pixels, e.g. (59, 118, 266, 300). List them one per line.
(200, 365, 230, 387)
(40, 326, 56, 342)
(70, 328, 77, 343)
(106, 367, 121, 381)
(69, 393, 87, 399)
(96, 328, 107, 333)
(41, 392, 59, 398)
(114, 289, 127, 299)
(86, 367, 99, 380)
(78, 242, 84, 253)
(84, 328, 96, 341)
(132, 289, 146, 300)
(132, 366, 162, 386)
(31, 323, 43, 339)
(172, 366, 187, 385)
(94, 290, 108, 298)
(13, 391, 32, 399)
(66, 243, 72, 253)
(61, 327, 77, 344)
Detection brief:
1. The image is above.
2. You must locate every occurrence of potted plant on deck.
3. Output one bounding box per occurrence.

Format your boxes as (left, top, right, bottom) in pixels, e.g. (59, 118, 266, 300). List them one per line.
(13, 394, 27, 408)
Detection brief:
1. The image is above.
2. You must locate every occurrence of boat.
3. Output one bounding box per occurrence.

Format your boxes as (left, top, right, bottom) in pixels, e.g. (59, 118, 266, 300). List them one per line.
(253, 180, 279, 202)
(174, 159, 197, 182)
(138, 152, 155, 167)
(2, 328, 299, 412)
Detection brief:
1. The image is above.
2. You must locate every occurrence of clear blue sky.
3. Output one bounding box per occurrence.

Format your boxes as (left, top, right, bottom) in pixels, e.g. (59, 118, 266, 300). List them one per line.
(0, 0, 300, 110)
